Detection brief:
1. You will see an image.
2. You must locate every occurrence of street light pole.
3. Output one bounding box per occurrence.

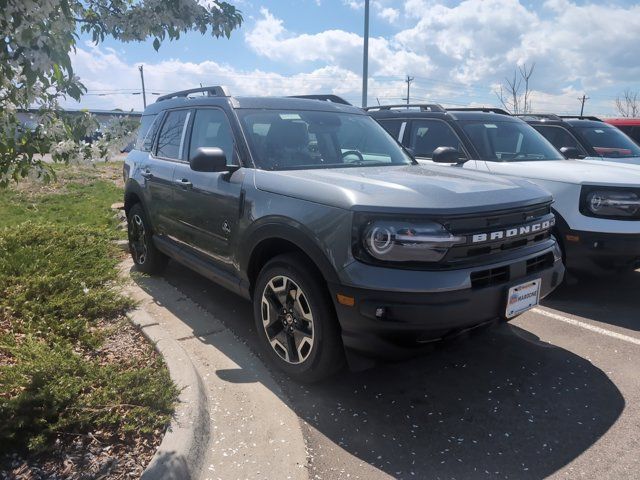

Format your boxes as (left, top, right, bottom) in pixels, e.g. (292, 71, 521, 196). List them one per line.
(361, 0, 369, 108)
(138, 65, 147, 109)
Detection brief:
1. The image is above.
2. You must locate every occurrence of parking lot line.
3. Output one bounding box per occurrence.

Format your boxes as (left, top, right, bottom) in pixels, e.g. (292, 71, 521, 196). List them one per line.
(531, 307, 640, 346)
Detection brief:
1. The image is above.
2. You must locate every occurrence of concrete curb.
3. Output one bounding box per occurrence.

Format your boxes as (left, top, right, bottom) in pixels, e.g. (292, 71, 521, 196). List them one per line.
(119, 256, 308, 479)
(126, 304, 209, 480)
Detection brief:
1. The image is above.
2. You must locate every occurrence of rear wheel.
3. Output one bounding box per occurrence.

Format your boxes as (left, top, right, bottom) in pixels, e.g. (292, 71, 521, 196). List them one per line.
(253, 253, 345, 383)
(127, 203, 168, 275)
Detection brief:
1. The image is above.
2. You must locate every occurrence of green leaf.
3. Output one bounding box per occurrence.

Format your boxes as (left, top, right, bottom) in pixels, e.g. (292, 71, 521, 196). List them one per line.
(153, 38, 160, 51)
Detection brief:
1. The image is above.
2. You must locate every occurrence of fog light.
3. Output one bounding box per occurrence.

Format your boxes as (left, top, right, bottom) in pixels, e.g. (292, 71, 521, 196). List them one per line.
(375, 307, 386, 319)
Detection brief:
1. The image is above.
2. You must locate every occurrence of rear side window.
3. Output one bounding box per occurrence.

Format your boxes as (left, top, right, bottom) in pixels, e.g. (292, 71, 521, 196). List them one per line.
(534, 125, 586, 155)
(377, 120, 403, 140)
(409, 119, 464, 158)
(135, 114, 160, 152)
(156, 110, 191, 159)
(189, 109, 235, 161)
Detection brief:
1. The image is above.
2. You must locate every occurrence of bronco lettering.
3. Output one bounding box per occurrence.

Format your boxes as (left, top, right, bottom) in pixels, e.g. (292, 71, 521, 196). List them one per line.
(470, 218, 555, 244)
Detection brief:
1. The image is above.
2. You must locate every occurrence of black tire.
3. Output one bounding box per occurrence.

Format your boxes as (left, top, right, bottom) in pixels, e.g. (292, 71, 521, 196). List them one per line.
(127, 203, 168, 275)
(253, 253, 345, 383)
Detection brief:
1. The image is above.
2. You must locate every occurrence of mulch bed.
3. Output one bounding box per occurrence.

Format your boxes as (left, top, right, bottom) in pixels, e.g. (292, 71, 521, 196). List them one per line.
(1, 320, 166, 480)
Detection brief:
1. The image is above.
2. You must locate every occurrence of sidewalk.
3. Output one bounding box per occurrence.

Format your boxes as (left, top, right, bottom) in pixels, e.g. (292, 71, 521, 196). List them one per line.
(122, 259, 308, 480)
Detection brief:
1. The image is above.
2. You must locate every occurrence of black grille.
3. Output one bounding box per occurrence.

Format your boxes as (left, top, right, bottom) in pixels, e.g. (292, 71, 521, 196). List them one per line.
(470, 266, 510, 288)
(526, 252, 554, 275)
(440, 203, 554, 266)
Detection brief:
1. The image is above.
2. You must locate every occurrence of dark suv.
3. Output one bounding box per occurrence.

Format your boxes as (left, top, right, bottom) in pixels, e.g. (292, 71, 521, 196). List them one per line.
(124, 87, 564, 381)
(518, 114, 640, 163)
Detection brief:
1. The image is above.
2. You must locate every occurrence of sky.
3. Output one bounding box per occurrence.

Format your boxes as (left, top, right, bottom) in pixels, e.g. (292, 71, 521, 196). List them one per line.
(64, 0, 640, 116)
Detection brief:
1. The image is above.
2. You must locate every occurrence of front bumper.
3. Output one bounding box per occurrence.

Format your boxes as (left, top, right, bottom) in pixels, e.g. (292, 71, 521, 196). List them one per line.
(330, 242, 564, 359)
(561, 229, 640, 274)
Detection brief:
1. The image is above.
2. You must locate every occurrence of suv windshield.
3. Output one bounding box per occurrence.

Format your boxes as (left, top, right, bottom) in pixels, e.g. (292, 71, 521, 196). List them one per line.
(574, 124, 640, 158)
(239, 110, 413, 170)
(460, 120, 564, 162)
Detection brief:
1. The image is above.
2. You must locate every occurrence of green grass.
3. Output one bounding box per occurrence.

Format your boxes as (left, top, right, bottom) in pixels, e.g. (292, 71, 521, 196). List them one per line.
(0, 162, 178, 454)
(0, 163, 123, 230)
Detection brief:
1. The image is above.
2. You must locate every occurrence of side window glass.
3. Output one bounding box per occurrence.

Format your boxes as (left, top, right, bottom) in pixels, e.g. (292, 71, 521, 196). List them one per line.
(189, 109, 235, 161)
(156, 110, 190, 159)
(136, 114, 160, 152)
(410, 120, 464, 158)
(535, 126, 584, 153)
(378, 120, 402, 140)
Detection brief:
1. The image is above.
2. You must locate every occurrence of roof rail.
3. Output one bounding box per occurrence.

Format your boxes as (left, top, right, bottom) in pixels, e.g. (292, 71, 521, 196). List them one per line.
(514, 113, 562, 121)
(156, 85, 231, 103)
(288, 94, 352, 105)
(559, 115, 603, 122)
(446, 107, 510, 115)
(364, 103, 445, 112)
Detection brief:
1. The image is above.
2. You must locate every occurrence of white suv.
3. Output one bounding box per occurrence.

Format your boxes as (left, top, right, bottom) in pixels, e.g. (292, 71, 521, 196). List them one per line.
(368, 106, 640, 275)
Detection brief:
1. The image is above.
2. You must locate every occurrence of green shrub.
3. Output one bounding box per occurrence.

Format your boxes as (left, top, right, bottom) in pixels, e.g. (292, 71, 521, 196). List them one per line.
(0, 223, 132, 346)
(0, 211, 177, 453)
(0, 336, 177, 452)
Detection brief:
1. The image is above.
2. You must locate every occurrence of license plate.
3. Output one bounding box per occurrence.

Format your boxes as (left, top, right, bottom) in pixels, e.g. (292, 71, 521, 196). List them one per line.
(505, 279, 541, 319)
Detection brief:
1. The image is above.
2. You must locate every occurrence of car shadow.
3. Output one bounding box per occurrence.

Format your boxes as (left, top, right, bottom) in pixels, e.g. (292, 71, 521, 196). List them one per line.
(133, 261, 625, 479)
(541, 269, 640, 331)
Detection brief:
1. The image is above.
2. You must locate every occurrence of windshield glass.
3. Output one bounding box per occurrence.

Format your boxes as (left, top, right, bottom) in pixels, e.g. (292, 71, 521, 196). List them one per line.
(460, 120, 564, 161)
(239, 110, 413, 170)
(574, 124, 640, 158)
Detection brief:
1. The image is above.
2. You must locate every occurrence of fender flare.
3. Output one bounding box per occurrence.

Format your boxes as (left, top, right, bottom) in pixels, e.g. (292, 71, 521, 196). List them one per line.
(239, 218, 341, 288)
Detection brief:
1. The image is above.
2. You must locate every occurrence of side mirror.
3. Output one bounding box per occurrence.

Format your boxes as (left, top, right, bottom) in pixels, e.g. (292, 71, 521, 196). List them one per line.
(432, 146, 467, 164)
(559, 146, 583, 159)
(190, 147, 234, 172)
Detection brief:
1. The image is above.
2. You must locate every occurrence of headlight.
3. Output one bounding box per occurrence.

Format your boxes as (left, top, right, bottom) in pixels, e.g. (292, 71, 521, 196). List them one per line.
(581, 187, 640, 219)
(355, 217, 465, 263)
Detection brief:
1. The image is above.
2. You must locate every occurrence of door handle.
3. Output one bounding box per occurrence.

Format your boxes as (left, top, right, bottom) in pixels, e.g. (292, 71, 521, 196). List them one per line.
(141, 169, 153, 179)
(175, 178, 193, 188)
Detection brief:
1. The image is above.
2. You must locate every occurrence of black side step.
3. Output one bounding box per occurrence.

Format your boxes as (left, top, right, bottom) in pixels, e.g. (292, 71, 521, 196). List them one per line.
(153, 235, 250, 300)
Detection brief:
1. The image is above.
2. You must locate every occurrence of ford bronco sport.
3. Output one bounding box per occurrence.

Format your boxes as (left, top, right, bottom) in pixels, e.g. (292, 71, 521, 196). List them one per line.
(124, 88, 564, 381)
(368, 105, 640, 275)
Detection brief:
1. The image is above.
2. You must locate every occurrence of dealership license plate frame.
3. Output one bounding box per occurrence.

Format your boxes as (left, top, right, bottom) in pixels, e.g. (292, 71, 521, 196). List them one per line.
(505, 278, 541, 319)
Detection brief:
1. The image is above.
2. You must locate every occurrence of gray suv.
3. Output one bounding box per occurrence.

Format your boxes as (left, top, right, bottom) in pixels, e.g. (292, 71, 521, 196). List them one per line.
(124, 87, 564, 381)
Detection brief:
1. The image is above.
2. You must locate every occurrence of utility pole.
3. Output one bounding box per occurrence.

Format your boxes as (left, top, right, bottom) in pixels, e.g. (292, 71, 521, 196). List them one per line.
(361, 0, 370, 108)
(578, 94, 589, 117)
(404, 75, 414, 108)
(138, 65, 147, 109)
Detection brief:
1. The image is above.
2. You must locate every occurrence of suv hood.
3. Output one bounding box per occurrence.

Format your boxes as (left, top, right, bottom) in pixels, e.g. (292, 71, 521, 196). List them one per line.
(254, 164, 551, 214)
(580, 156, 640, 166)
(485, 159, 640, 186)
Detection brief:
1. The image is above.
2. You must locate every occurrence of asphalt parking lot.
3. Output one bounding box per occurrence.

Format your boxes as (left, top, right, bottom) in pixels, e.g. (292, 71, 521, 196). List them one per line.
(158, 263, 640, 480)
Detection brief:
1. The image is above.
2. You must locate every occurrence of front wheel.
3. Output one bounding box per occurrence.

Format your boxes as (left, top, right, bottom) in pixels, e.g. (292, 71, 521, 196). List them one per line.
(253, 253, 345, 383)
(127, 203, 168, 275)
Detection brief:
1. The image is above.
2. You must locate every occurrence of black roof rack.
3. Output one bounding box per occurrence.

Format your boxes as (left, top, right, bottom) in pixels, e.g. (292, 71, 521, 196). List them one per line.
(514, 113, 562, 121)
(288, 94, 352, 105)
(364, 103, 445, 112)
(559, 115, 603, 122)
(156, 85, 231, 103)
(446, 107, 510, 115)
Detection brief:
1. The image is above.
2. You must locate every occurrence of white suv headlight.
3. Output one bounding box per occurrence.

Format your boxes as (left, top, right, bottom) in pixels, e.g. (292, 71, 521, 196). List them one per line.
(582, 188, 640, 219)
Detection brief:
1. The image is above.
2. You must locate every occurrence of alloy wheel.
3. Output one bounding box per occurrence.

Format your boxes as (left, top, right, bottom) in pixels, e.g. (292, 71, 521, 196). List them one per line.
(129, 214, 148, 265)
(261, 275, 315, 364)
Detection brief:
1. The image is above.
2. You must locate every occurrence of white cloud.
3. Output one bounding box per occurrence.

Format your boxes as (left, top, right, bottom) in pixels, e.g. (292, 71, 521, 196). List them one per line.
(66, 44, 371, 111)
(378, 7, 400, 23)
(245, 8, 433, 77)
(66, 1, 640, 116)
